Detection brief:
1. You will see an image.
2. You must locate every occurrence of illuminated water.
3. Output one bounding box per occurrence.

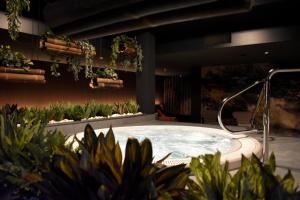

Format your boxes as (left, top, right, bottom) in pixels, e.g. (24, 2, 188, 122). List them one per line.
(71, 125, 235, 162)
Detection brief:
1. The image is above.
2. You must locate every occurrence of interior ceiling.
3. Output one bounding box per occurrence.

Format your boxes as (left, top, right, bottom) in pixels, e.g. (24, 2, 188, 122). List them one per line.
(43, 0, 256, 39)
(156, 41, 300, 71)
(1, 0, 299, 74)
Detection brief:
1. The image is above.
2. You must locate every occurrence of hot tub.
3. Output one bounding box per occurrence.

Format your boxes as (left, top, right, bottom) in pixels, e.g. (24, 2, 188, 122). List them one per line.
(68, 125, 262, 169)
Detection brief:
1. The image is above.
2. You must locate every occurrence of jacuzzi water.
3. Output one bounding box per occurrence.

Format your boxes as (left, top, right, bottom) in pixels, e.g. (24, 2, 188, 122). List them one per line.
(70, 125, 236, 163)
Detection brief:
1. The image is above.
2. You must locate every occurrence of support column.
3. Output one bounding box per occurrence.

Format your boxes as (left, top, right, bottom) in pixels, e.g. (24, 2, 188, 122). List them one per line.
(136, 32, 155, 114)
(190, 68, 202, 122)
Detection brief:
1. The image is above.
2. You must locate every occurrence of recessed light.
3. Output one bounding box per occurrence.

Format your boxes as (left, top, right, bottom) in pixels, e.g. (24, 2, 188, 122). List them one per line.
(264, 51, 269, 55)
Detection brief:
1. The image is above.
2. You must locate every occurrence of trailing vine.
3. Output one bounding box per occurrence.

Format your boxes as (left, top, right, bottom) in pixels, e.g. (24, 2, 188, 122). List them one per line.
(111, 35, 143, 72)
(41, 31, 95, 80)
(5, 0, 30, 41)
(48, 51, 61, 77)
(75, 40, 94, 79)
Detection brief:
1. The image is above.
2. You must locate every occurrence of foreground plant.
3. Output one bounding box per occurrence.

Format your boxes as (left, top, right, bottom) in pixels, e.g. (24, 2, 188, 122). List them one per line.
(0, 110, 66, 198)
(186, 152, 300, 200)
(29, 124, 189, 200)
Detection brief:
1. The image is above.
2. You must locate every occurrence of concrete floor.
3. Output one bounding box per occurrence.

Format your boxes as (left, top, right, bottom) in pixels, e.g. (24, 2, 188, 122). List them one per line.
(118, 120, 300, 187)
(256, 135, 300, 185)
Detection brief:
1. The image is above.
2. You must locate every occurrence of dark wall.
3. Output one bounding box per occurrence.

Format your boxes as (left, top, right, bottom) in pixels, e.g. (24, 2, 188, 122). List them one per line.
(0, 63, 136, 107)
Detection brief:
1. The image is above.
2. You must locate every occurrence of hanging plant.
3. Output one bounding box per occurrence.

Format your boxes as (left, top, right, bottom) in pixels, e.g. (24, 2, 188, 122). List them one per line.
(40, 31, 96, 81)
(0, 45, 33, 69)
(111, 35, 143, 72)
(5, 0, 30, 41)
(95, 67, 118, 80)
(90, 67, 123, 89)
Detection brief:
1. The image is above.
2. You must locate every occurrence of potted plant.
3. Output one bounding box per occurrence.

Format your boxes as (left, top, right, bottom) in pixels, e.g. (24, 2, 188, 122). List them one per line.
(89, 67, 123, 88)
(111, 35, 143, 72)
(0, 45, 46, 83)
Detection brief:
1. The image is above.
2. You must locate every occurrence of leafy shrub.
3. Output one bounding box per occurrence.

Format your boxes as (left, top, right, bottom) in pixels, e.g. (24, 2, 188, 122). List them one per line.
(70, 105, 85, 121)
(83, 101, 99, 119)
(186, 152, 300, 200)
(97, 104, 113, 117)
(0, 101, 141, 125)
(48, 103, 65, 121)
(29, 124, 190, 200)
(125, 100, 139, 113)
(29, 107, 46, 124)
(113, 102, 128, 114)
(0, 111, 66, 198)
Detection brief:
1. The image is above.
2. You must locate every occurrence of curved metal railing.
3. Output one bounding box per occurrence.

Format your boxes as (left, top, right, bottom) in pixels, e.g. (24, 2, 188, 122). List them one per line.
(217, 79, 265, 134)
(218, 68, 300, 162)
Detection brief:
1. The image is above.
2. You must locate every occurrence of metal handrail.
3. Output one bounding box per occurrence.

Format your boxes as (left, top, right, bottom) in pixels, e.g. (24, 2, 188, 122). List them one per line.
(217, 79, 265, 133)
(262, 68, 300, 162)
(217, 68, 300, 163)
(250, 86, 265, 128)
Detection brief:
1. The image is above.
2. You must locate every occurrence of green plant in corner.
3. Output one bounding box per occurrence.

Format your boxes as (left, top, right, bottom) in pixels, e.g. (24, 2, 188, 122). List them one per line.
(111, 34, 143, 72)
(186, 152, 300, 200)
(5, 0, 30, 41)
(0, 110, 66, 198)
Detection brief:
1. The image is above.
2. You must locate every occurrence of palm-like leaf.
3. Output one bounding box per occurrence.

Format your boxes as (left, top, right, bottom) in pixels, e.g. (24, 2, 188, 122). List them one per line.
(33, 124, 190, 200)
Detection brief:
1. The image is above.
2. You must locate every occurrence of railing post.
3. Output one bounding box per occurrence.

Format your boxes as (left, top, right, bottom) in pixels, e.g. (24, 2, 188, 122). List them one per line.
(262, 78, 270, 163)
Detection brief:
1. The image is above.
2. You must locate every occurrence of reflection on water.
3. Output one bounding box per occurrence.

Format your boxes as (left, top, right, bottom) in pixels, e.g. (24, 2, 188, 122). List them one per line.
(94, 126, 234, 161)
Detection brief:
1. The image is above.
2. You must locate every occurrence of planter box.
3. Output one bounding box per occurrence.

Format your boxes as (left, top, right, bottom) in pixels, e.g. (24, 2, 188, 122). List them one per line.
(90, 78, 124, 89)
(45, 114, 156, 136)
(40, 37, 96, 56)
(0, 67, 46, 83)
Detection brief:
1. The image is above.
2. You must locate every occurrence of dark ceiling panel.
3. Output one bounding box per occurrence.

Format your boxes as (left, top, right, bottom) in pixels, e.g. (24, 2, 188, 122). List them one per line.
(53, 0, 217, 35)
(43, 0, 144, 27)
(156, 41, 300, 69)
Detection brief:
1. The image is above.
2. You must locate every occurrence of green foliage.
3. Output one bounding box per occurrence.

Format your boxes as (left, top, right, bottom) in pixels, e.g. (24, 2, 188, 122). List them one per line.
(187, 152, 300, 200)
(83, 101, 98, 118)
(111, 34, 143, 72)
(48, 103, 66, 122)
(30, 124, 190, 200)
(186, 152, 235, 200)
(113, 101, 139, 114)
(0, 102, 140, 125)
(125, 100, 139, 114)
(96, 104, 114, 117)
(113, 102, 128, 115)
(5, 0, 30, 41)
(0, 110, 66, 197)
(28, 107, 51, 125)
(0, 45, 33, 68)
(233, 153, 300, 200)
(69, 105, 85, 121)
(42, 30, 95, 80)
(95, 67, 119, 80)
